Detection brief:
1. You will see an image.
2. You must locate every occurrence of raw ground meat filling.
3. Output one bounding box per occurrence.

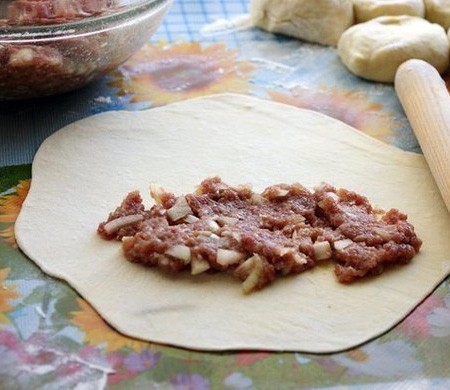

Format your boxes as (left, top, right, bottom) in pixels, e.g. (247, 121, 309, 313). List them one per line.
(98, 177, 422, 293)
(314, 183, 422, 282)
(0, 0, 119, 99)
(3, 0, 117, 26)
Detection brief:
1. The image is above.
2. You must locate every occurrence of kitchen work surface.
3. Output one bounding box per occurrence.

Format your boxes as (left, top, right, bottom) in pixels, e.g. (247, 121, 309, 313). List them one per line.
(1, 1, 450, 389)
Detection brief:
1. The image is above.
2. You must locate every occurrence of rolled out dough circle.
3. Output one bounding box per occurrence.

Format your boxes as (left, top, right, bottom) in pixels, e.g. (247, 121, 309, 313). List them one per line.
(16, 93, 450, 352)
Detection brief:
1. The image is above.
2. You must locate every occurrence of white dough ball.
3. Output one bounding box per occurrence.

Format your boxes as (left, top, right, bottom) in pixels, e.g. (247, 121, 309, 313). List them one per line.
(424, 0, 450, 29)
(353, 0, 425, 23)
(250, 0, 354, 46)
(338, 16, 449, 82)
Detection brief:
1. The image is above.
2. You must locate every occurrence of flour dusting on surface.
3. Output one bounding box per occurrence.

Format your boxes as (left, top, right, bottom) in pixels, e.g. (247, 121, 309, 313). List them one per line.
(94, 96, 112, 104)
(200, 14, 253, 36)
(250, 57, 295, 72)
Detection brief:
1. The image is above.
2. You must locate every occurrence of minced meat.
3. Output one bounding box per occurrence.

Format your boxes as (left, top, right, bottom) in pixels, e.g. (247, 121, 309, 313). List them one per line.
(0, 0, 119, 99)
(98, 177, 422, 293)
(3, 0, 117, 26)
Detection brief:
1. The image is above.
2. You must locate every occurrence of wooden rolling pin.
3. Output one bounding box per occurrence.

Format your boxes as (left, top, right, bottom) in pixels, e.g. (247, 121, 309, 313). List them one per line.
(395, 59, 450, 213)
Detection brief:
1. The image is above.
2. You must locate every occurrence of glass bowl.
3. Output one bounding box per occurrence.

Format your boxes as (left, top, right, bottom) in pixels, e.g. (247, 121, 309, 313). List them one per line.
(0, 0, 172, 99)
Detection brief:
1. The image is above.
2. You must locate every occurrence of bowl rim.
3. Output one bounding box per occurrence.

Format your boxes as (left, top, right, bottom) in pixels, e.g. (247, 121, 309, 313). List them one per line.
(0, 0, 171, 40)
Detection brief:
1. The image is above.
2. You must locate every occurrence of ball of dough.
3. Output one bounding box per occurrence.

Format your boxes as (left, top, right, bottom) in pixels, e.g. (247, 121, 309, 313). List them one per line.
(424, 0, 450, 29)
(353, 0, 425, 23)
(338, 16, 449, 82)
(250, 0, 354, 46)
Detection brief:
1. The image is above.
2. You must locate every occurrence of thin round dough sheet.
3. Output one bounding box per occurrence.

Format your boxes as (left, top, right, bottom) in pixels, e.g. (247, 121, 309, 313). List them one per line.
(15, 93, 450, 352)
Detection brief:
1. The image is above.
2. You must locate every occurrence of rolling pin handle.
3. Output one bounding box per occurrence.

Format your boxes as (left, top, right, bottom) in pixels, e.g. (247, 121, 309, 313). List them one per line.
(395, 59, 450, 213)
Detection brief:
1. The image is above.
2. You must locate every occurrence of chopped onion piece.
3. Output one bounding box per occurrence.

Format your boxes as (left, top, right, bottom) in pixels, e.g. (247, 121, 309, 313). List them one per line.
(184, 215, 200, 224)
(293, 253, 308, 265)
(222, 230, 242, 242)
(275, 247, 291, 257)
(326, 191, 340, 201)
(291, 215, 306, 224)
(197, 230, 212, 237)
(250, 193, 266, 205)
(191, 256, 210, 275)
(215, 182, 229, 191)
(219, 229, 232, 237)
(155, 254, 170, 267)
(167, 196, 192, 222)
(313, 241, 332, 261)
(242, 270, 260, 294)
(236, 254, 259, 273)
(374, 209, 384, 220)
(318, 192, 340, 209)
(150, 183, 167, 205)
(216, 249, 246, 266)
(241, 254, 264, 294)
(197, 230, 219, 240)
(313, 183, 328, 192)
(373, 227, 393, 241)
(275, 188, 289, 198)
(334, 239, 353, 251)
(165, 245, 191, 263)
(236, 184, 252, 192)
(217, 216, 239, 226)
(231, 232, 242, 242)
(121, 236, 134, 250)
(10, 48, 35, 65)
(103, 214, 144, 234)
(234, 256, 255, 279)
(205, 218, 220, 232)
(264, 186, 289, 199)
